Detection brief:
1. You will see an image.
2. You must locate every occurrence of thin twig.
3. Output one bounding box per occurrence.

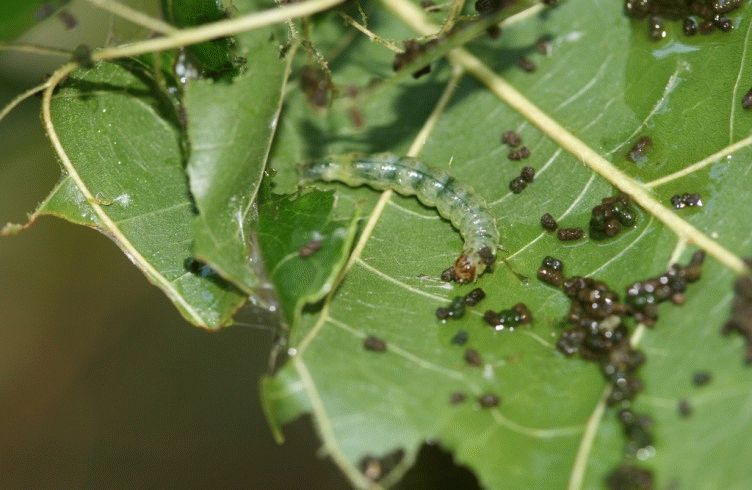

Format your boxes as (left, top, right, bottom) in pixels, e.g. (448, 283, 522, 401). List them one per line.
(0, 81, 50, 124)
(84, 0, 178, 34)
(0, 43, 70, 57)
(90, 0, 345, 62)
(338, 12, 402, 52)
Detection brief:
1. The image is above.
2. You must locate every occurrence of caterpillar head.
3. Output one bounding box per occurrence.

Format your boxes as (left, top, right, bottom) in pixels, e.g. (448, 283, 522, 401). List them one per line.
(450, 246, 496, 283)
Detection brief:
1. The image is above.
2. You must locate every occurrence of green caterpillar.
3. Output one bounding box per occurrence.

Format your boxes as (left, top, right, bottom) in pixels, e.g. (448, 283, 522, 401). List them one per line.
(299, 152, 499, 283)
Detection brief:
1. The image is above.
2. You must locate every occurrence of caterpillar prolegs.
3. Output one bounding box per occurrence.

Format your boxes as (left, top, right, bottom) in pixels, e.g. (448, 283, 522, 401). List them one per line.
(298, 153, 500, 283)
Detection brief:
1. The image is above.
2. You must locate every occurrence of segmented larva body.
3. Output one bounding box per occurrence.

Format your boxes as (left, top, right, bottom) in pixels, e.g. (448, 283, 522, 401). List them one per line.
(299, 152, 499, 282)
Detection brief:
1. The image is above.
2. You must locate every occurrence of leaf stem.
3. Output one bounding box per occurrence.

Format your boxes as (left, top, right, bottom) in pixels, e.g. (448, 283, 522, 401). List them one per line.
(90, 0, 346, 62)
(0, 81, 49, 125)
(0, 43, 70, 57)
(83, 0, 178, 34)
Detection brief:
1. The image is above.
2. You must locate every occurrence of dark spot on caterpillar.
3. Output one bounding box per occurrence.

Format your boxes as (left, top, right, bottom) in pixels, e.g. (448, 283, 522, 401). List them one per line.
(464, 348, 483, 366)
(648, 15, 667, 40)
(517, 57, 536, 73)
(300, 65, 333, 108)
(540, 213, 558, 232)
(590, 193, 638, 239)
(299, 239, 322, 258)
(359, 449, 405, 482)
(692, 371, 712, 386)
(678, 399, 692, 417)
(557, 227, 584, 241)
(626, 251, 705, 325)
(464, 287, 486, 306)
(520, 166, 535, 183)
(393, 39, 439, 79)
(742, 88, 752, 110)
(72, 44, 94, 68)
(605, 465, 653, 490)
(450, 392, 467, 404)
(536, 35, 553, 55)
(483, 303, 532, 331)
(670, 192, 703, 209)
(501, 130, 522, 147)
(722, 258, 752, 364)
(627, 136, 652, 163)
(478, 247, 496, 266)
(683, 16, 698, 35)
(538, 256, 564, 287)
(436, 297, 466, 320)
(58, 9, 78, 30)
(453, 254, 476, 284)
(508, 146, 531, 160)
(364, 335, 387, 352)
(486, 25, 502, 39)
(478, 393, 500, 408)
(509, 176, 527, 194)
(451, 330, 469, 346)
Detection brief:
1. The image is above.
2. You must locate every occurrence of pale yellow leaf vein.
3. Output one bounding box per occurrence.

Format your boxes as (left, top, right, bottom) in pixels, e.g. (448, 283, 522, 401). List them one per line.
(355, 258, 449, 303)
(646, 134, 752, 188)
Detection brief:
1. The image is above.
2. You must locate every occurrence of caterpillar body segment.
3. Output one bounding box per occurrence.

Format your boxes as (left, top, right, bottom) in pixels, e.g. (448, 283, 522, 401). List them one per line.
(298, 152, 500, 282)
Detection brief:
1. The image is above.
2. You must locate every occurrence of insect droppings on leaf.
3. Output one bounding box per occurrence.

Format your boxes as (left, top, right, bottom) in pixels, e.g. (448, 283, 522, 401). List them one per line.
(721, 259, 752, 364)
(450, 392, 467, 405)
(742, 88, 752, 109)
(464, 348, 483, 367)
(520, 166, 535, 183)
(298, 238, 322, 258)
(540, 213, 558, 232)
(508, 146, 531, 161)
(478, 393, 500, 408)
(683, 16, 698, 35)
(590, 194, 638, 239)
(605, 465, 653, 490)
(670, 193, 703, 209)
(537, 256, 564, 287)
(627, 136, 652, 163)
(451, 330, 469, 346)
(517, 57, 536, 72)
(436, 296, 466, 320)
(483, 303, 532, 331)
(464, 288, 486, 306)
(678, 399, 693, 417)
(501, 130, 522, 147)
(393, 39, 439, 79)
(364, 335, 387, 352)
(648, 15, 667, 39)
(692, 371, 712, 386)
(557, 227, 584, 241)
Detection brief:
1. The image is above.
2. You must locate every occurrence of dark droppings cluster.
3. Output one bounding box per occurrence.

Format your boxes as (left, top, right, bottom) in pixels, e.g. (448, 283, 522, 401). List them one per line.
(483, 303, 532, 330)
(722, 259, 752, 363)
(540, 212, 558, 232)
(502, 129, 522, 147)
(517, 57, 536, 73)
(436, 288, 486, 320)
(552, 253, 707, 486)
(477, 393, 500, 408)
(300, 65, 334, 109)
(625, 251, 705, 325)
(393, 38, 439, 79)
(537, 256, 564, 287)
(743, 88, 752, 109)
(692, 370, 712, 386)
(363, 335, 387, 352)
(670, 192, 703, 209)
(589, 194, 638, 240)
(557, 227, 584, 241)
(508, 146, 531, 161)
(509, 166, 535, 193)
(464, 348, 483, 366)
(606, 464, 654, 490)
(627, 136, 652, 163)
(624, 0, 743, 39)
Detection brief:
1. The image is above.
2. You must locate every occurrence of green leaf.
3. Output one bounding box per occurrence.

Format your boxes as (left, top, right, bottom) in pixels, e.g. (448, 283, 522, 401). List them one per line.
(0, 1, 67, 42)
(261, 2, 752, 488)
(257, 189, 359, 326)
(44, 60, 245, 328)
(186, 29, 290, 293)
